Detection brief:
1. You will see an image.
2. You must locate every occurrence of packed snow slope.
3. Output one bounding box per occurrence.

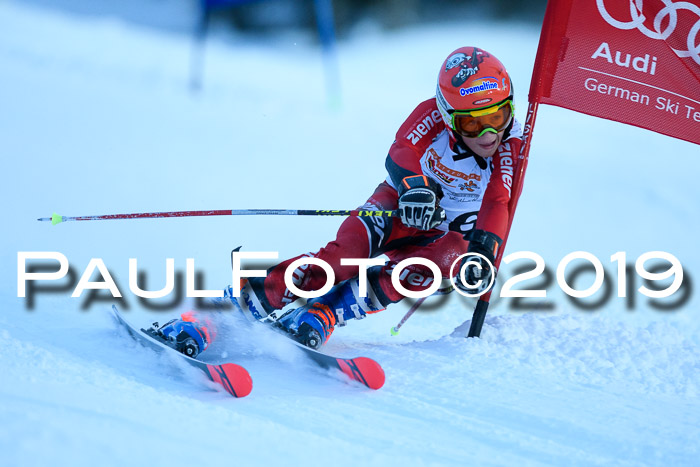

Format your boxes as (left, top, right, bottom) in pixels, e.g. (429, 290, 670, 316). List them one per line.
(1, 2, 699, 466)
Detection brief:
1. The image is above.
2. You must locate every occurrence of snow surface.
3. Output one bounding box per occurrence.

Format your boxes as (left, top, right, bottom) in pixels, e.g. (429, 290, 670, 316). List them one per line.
(1, 1, 699, 466)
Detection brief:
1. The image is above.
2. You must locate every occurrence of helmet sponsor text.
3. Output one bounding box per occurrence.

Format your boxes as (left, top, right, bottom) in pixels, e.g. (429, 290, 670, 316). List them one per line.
(459, 79, 499, 96)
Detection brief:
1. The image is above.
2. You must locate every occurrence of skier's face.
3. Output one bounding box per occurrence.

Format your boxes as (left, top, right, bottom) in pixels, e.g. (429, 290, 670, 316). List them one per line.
(460, 129, 504, 158)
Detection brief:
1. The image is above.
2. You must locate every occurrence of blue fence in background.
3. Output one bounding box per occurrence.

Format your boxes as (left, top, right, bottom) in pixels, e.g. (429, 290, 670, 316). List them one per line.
(191, 0, 340, 106)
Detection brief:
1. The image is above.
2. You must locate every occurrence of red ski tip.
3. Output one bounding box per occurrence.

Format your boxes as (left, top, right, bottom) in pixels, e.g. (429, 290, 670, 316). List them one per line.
(206, 363, 253, 398)
(338, 357, 385, 390)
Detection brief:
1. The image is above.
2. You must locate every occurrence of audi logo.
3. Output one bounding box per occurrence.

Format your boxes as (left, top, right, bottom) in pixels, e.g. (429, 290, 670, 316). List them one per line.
(596, 0, 700, 65)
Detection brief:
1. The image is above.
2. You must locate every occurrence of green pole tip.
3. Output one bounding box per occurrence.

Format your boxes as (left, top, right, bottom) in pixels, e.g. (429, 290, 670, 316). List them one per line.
(51, 213, 63, 225)
(390, 327, 399, 336)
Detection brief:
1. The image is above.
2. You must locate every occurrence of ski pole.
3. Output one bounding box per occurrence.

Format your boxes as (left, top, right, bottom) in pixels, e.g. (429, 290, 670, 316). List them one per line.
(390, 297, 426, 336)
(390, 286, 453, 336)
(38, 209, 399, 225)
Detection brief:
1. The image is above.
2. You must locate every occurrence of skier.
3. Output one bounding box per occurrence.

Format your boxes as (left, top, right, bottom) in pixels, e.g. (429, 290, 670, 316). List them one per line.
(157, 46, 523, 355)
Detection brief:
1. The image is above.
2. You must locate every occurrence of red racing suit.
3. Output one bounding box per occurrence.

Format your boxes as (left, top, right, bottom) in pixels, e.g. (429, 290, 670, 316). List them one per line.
(255, 98, 523, 310)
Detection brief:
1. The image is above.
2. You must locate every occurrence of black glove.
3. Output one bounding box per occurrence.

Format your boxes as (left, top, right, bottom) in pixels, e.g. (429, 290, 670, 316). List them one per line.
(397, 175, 446, 230)
(457, 229, 502, 294)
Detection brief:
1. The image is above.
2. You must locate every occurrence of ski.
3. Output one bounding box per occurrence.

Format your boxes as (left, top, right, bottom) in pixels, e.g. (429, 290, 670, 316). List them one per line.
(109, 305, 253, 398)
(227, 247, 384, 389)
(227, 293, 385, 390)
(286, 337, 385, 390)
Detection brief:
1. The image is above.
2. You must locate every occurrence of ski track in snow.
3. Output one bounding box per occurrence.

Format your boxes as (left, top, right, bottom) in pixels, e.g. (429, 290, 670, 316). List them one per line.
(1, 1, 699, 466)
(2, 309, 698, 466)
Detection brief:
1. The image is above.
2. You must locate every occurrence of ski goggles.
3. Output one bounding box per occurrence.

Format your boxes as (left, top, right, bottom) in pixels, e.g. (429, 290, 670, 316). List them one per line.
(451, 99, 514, 138)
